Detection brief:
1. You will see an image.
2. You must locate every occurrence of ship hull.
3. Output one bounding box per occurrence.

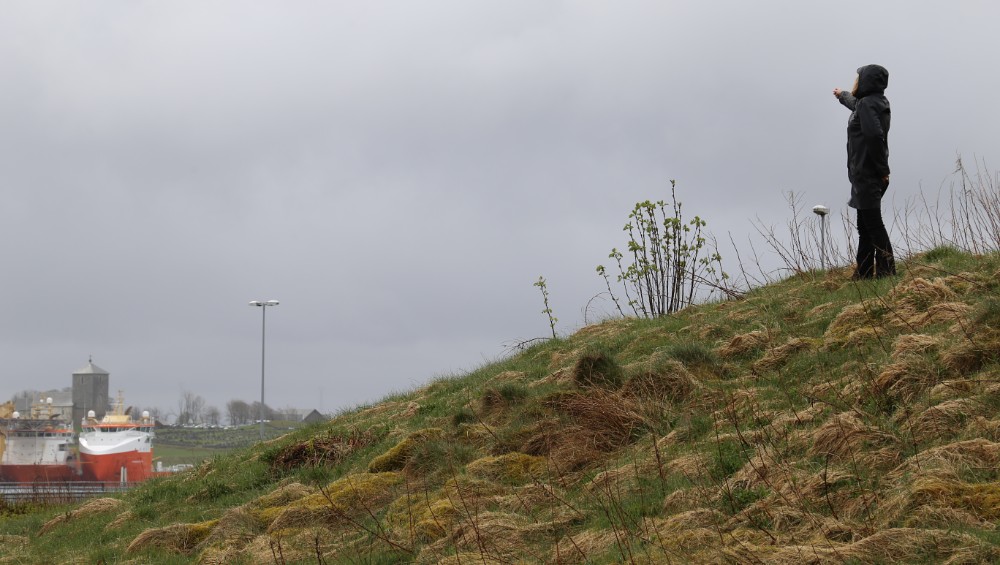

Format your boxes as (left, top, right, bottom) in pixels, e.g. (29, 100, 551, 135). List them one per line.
(0, 464, 74, 482)
(78, 450, 153, 483)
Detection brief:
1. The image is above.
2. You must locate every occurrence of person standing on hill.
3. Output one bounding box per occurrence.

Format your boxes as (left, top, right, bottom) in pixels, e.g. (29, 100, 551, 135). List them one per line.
(833, 64, 896, 279)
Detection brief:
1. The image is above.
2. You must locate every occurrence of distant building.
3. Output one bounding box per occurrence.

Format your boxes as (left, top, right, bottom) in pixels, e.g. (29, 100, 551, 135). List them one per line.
(14, 389, 73, 421)
(302, 409, 327, 424)
(71, 359, 110, 425)
(271, 408, 322, 422)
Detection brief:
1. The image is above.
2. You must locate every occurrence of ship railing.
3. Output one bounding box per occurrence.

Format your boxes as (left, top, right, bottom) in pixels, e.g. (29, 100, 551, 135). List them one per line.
(0, 481, 140, 505)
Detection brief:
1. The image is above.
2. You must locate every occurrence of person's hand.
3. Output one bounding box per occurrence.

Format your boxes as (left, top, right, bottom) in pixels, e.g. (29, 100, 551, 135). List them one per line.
(833, 87, 843, 97)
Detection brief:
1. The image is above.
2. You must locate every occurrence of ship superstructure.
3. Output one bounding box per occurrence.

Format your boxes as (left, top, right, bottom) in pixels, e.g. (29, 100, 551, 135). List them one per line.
(0, 398, 75, 482)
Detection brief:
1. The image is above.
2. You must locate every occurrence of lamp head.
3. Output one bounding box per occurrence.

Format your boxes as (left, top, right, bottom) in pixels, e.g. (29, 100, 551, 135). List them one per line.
(812, 205, 830, 217)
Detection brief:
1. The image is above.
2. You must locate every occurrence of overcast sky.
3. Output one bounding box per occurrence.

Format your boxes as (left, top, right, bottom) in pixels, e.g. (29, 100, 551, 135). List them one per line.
(2, 1, 998, 418)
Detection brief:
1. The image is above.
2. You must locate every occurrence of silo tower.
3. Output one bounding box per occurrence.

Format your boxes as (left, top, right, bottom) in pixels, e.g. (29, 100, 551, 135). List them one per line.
(72, 358, 110, 425)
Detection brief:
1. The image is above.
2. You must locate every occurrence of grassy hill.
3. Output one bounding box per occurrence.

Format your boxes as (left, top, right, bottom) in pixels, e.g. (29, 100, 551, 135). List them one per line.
(3, 247, 1000, 563)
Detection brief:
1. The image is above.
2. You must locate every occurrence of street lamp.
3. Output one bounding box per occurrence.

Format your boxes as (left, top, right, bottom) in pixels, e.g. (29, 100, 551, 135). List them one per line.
(812, 205, 830, 271)
(249, 300, 279, 440)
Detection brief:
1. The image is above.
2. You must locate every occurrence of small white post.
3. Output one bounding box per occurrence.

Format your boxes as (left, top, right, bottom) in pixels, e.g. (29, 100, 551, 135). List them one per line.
(812, 205, 830, 271)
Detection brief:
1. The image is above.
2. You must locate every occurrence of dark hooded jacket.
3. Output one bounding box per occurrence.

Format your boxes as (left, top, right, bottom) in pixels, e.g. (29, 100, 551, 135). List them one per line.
(837, 64, 891, 210)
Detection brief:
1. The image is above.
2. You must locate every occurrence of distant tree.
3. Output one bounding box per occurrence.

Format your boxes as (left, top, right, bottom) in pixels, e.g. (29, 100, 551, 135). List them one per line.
(226, 400, 252, 426)
(177, 391, 206, 425)
(204, 406, 221, 426)
(250, 401, 275, 422)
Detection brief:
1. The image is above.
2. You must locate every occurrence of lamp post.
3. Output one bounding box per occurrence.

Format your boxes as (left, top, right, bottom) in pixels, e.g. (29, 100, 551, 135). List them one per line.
(812, 205, 830, 271)
(249, 300, 279, 440)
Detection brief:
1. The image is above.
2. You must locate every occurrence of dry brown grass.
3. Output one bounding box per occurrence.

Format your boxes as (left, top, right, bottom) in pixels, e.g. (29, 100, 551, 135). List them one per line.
(552, 529, 620, 564)
(193, 507, 264, 559)
(718, 329, 769, 358)
(732, 527, 999, 564)
(754, 337, 815, 371)
(104, 510, 136, 532)
(621, 358, 699, 402)
(903, 504, 985, 529)
(824, 304, 875, 345)
(911, 477, 1000, 520)
(808, 412, 901, 470)
(891, 333, 940, 359)
(941, 331, 1000, 375)
(126, 520, 218, 555)
(911, 301, 974, 329)
(874, 356, 941, 404)
(908, 398, 982, 443)
(38, 497, 124, 536)
(522, 390, 649, 472)
(250, 482, 314, 510)
(466, 453, 547, 483)
(888, 439, 1000, 484)
(367, 428, 444, 473)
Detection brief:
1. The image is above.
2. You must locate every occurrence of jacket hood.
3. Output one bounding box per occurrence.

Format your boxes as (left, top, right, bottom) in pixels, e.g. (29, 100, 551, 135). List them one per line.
(855, 64, 889, 98)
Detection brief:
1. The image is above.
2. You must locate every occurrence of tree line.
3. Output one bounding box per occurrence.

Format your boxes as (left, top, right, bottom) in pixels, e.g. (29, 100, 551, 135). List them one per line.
(7, 388, 287, 427)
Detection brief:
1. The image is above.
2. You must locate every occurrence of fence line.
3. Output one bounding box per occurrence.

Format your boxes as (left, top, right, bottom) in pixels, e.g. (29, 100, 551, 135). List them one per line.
(0, 481, 138, 505)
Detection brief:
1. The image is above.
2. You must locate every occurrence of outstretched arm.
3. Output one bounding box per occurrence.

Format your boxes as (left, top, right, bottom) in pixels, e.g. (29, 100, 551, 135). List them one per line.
(833, 88, 857, 110)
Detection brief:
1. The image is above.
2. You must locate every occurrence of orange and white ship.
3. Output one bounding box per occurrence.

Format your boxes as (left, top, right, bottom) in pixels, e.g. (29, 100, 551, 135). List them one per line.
(78, 392, 155, 483)
(0, 399, 75, 482)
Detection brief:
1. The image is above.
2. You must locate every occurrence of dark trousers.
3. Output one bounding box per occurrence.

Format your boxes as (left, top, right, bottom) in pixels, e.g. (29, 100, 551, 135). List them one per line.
(855, 208, 895, 278)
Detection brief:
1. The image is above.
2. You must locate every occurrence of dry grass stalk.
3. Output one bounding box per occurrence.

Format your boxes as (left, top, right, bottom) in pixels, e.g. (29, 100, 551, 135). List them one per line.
(368, 429, 444, 473)
(909, 301, 973, 329)
(466, 453, 547, 484)
(964, 416, 1000, 442)
(586, 460, 657, 494)
(903, 504, 986, 529)
(808, 412, 901, 469)
(38, 497, 124, 536)
(730, 527, 999, 564)
(269, 472, 402, 532)
(718, 329, 769, 358)
(928, 379, 976, 403)
(546, 390, 648, 453)
(489, 482, 564, 514)
(126, 520, 218, 555)
(653, 517, 721, 553)
(754, 337, 815, 371)
(250, 482, 315, 509)
(622, 358, 699, 403)
(662, 487, 708, 514)
(941, 331, 1000, 374)
(195, 505, 266, 554)
(891, 277, 958, 304)
(911, 477, 1000, 520)
(888, 439, 1000, 483)
(552, 529, 620, 565)
(873, 358, 940, 404)
(907, 398, 981, 443)
(824, 304, 874, 344)
(808, 301, 837, 317)
(493, 370, 526, 383)
(450, 511, 529, 555)
(891, 333, 940, 359)
(0, 535, 28, 554)
(528, 367, 573, 388)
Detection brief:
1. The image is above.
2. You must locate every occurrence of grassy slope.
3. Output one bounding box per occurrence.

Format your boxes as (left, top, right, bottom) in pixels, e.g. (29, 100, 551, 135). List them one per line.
(3, 247, 1000, 564)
